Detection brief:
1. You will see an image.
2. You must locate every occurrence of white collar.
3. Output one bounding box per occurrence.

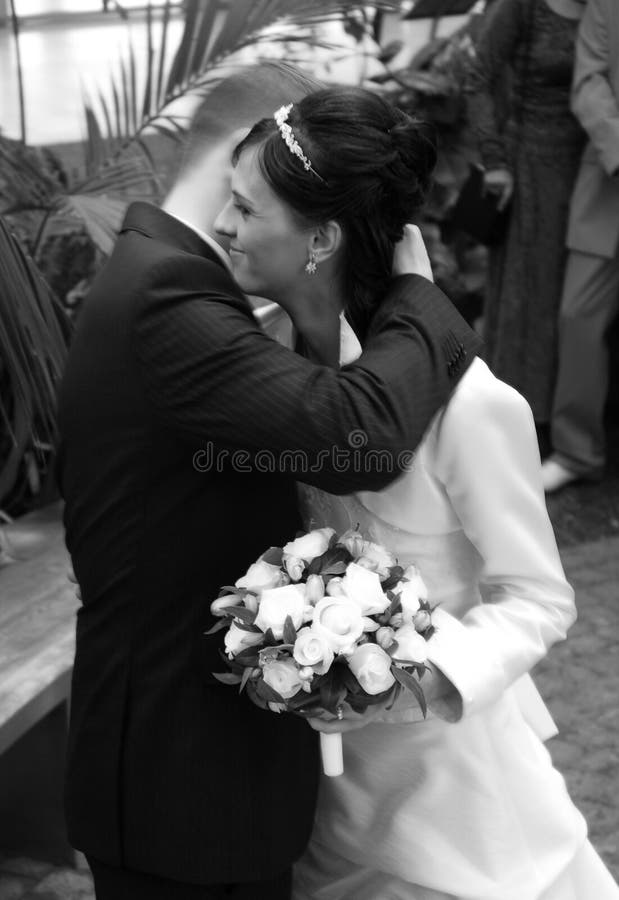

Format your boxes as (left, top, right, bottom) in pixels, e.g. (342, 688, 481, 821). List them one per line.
(168, 212, 232, 273)
(339, 312, 363, 366)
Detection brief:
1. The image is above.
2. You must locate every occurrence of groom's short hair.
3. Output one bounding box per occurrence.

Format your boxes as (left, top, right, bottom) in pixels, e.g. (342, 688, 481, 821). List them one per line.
(179, 61, 323, 175)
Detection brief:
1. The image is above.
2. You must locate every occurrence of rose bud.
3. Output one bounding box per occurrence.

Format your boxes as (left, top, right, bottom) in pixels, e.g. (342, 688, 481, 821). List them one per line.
(235, 560, 286, 592)
(376, 626, 396, 650)
(413, 609, 432, 633)
(389, 612, 404, 628)
(326, 577, 346, 597)
(305, 573, 325, 605)
(283, 554, 305, 582)
(283, 528, 335, 564)
(338, 528, 365, 559)
(210, 594, 240, 617)
(223, 622, 263, 659)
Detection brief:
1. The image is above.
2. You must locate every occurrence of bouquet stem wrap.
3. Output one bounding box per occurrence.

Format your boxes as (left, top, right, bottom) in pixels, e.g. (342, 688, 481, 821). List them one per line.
(320, 732, 344, 777)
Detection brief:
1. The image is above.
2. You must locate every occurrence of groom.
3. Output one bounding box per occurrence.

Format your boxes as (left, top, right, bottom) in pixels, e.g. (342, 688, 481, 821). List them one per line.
(57, 62, 480, 899)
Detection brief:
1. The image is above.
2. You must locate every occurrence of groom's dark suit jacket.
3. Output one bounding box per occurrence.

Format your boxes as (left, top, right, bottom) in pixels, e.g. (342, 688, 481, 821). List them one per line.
(57, 202, 480, 885)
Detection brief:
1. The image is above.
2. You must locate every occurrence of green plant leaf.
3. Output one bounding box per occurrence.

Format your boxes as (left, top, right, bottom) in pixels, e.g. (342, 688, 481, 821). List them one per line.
(283, 614, 297, 644)
(259, 546, 284, 566)
(225, 605, 257, 625)
(213, 672, 243, 685)
(204, 618, 230, 635)
(392, 666, 427, 717)
(255, 678, 286, 705)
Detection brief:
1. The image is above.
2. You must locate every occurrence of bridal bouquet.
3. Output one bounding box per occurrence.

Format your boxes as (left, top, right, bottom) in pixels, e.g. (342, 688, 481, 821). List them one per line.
(207, 527, 435, 776)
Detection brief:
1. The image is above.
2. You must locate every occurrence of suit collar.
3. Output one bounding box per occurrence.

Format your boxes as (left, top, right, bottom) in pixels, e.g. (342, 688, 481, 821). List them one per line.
(120, 202, 227, 271)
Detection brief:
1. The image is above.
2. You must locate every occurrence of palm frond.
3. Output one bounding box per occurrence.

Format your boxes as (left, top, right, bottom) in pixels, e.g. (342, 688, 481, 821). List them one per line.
(0, 138, 64, 214)
(84, 1, 402, 169)
(59, 194, 127, 257)
(0, 215, 70, 452)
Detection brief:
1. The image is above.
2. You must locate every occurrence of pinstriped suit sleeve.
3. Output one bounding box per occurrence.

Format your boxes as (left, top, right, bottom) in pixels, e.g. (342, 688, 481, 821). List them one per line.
(133, 256, 480, 494)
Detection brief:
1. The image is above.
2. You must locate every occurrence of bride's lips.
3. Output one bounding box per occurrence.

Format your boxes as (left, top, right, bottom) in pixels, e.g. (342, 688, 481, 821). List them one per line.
(229, 246, 244, 256)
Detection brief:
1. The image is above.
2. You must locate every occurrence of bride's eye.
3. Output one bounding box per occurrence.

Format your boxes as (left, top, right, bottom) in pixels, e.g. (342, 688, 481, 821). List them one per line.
(233, 201, 251, 218)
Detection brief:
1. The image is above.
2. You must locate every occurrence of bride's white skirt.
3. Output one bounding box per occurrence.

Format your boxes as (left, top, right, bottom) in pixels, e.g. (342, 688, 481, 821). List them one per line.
(294, 839, 617, 900)
(293, 689, 619, 900)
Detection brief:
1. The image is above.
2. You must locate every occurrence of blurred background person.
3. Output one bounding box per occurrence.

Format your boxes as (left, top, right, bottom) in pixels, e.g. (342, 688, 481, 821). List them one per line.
(542, 0, 619, 492)
(468, 0, 586, 452)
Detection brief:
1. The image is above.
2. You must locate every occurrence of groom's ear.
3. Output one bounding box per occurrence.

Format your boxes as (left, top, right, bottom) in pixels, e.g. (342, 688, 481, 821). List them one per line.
(310, 220, 342, 264)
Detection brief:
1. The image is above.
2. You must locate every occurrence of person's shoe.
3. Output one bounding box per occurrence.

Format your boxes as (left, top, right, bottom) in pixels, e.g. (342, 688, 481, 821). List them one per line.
(541, 459, 580, 494)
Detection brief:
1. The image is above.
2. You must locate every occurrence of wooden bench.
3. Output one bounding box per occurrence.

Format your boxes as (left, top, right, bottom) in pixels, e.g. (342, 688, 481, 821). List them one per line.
(0, 501, 77, 864)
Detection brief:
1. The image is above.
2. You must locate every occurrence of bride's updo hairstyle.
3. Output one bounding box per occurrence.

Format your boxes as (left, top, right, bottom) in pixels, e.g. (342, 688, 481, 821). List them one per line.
(233, 86, 436, 337)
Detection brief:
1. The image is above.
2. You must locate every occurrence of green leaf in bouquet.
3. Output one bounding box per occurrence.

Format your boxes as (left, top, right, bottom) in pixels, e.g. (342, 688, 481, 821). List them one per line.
(245, 680, 269, 711)
(286, 687, 322, 711)
(385, 683, 402, 711)
(380, 566, 405, 592)
(233, 649, 260, 668)
(233, 620, 262, 634)
(259, 546, 284, 567)
(340, 665, 363, 695)
(307, 545, 353, 577)
(218, 585, 244, 596)
(283, 615, 297, 645)
(213, 672, 243, 686)
(319, 674, 347, 716)
(261, 627, 278, 646)
(204, 618, 230, 636)
(239, 666, 255, 694)
(226, 606, 257, 625)
(255, 678, 286, 705)
(392, 666, 427, 718)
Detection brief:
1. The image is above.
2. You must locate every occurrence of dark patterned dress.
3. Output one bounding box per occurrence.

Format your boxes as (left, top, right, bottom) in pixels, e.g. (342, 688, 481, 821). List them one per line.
(469, 0, 585, 422)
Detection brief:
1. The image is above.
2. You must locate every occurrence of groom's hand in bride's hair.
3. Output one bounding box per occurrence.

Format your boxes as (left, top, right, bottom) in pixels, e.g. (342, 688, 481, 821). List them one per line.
(307, 702, 389, 734)
(392, 224, 434, 282)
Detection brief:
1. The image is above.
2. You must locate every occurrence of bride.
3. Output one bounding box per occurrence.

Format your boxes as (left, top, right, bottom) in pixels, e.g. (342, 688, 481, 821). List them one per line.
(213, 87, 619, 899)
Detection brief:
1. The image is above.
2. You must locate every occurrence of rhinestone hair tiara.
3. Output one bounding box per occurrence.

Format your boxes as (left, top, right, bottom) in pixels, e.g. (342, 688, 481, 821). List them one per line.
(273, 103, 325, 182)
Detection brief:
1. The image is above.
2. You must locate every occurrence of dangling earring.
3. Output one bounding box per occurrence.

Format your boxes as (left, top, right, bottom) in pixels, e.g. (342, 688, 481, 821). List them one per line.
(305, 250, 317, 275)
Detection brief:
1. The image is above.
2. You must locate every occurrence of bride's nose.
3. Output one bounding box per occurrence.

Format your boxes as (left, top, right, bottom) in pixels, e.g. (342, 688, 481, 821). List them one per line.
(214, 199, 236, 238)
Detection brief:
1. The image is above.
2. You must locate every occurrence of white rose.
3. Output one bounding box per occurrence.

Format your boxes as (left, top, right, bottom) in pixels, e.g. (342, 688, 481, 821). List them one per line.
(235, 560, 285, 592)
(341, 562, 390, 616)
(311, 596, 364, 655)
(338, 528, 365, 559)
(254, 584, 306, 639)
(283, 528, 335, 563)
(210, 594, 241, 617)
(293, 627, 334, 675)
(262, 659, 303, 699)
(224, 622, 263, 659)
(283, 554, 305, 582)
(348, 643, 395, 695)
(392, 624, 428, 665)
(305, 574, 325, 605)
(357, 540, 397, 577)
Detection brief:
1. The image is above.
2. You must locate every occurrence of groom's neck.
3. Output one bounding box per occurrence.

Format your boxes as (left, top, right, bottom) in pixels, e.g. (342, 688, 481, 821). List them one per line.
(162, 143, 233, 250)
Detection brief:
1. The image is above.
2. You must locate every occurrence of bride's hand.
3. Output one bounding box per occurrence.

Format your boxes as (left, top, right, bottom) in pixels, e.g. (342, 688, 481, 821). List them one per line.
(306, 701, 389, 734)
(392, 224, 434, 282)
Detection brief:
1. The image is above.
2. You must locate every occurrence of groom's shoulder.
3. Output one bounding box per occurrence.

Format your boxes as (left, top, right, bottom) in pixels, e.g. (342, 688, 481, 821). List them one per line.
(98, 228, 251, 322)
